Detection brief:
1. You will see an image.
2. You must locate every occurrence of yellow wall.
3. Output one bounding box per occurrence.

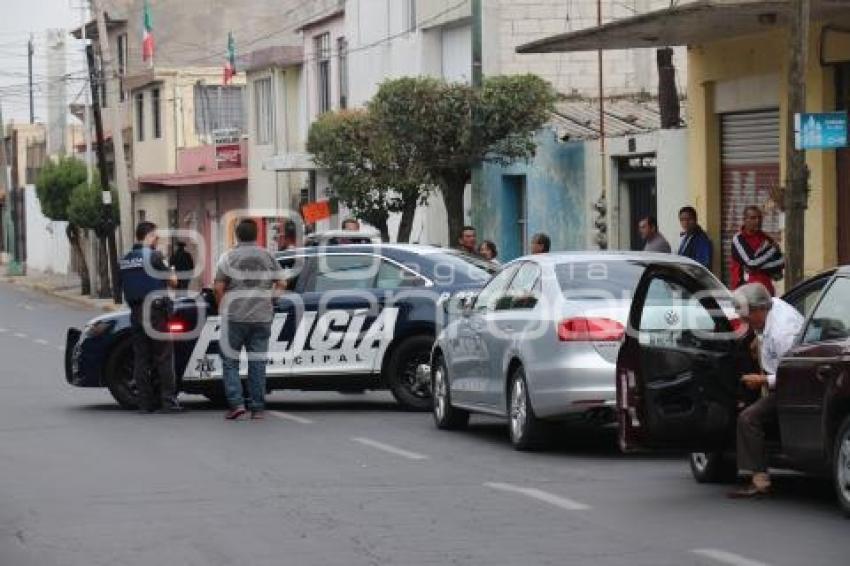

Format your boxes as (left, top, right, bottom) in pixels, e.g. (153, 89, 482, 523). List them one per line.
(687, 22, 844, 275)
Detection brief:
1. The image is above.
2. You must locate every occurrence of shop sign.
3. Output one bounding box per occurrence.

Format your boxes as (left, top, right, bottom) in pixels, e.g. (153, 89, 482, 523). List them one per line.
(795, 112, 848, 150)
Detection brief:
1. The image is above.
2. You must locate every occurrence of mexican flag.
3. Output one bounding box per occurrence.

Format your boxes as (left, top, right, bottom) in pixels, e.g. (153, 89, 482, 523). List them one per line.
(142, 0, 154, 63)
(223, 32, 236, 84)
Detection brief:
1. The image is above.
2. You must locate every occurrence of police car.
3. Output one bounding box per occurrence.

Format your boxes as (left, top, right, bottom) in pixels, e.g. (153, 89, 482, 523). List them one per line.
(65, 244, 496, 411)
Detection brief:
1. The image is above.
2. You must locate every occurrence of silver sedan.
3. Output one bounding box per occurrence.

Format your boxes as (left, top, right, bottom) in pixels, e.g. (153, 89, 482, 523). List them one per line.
(430, 251, 720, 450)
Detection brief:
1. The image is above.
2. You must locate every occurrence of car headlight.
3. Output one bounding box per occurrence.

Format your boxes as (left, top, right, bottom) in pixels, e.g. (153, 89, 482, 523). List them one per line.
(83, 320, 116, 337)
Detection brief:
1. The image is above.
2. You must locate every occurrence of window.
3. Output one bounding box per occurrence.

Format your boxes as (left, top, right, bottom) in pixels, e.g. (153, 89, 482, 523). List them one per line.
(117, 33, 128, 102)
(151, 88, 162, 139)
(556, 261, 645, 300)
(193, 85, 246, 137)
(253, 77, 273, 145)
(803, 278, 850, 343)
(135, 91, 144, 141)
(376, 261, 427, 289)
(638, 278, 725, 349)
(308, 255, 378, 292)
(403, 0, 417, 32)
(474, 264, 520, 313)
(784, 273, 832, 317)
(315, 33, 331, 114)
(337, 37, 348, 110)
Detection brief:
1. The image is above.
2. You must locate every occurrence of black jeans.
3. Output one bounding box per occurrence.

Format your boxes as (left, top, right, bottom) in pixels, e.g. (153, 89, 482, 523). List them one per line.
(130, 303, 177, 410)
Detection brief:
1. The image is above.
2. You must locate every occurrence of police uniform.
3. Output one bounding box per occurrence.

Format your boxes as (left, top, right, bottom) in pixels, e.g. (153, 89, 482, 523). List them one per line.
(119, 243, 178, 411)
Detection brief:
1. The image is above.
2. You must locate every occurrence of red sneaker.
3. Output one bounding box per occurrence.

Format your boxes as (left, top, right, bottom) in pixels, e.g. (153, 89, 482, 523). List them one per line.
(224, 407, 247, 420)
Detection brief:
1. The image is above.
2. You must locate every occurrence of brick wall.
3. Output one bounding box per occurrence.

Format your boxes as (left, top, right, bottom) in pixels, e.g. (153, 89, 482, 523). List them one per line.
(494, 0, 689, 97)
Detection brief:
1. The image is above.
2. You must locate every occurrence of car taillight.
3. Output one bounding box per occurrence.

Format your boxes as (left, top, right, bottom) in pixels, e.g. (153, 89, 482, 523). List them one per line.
(558, 317, 625, 342)
(167, 319, 188, 333)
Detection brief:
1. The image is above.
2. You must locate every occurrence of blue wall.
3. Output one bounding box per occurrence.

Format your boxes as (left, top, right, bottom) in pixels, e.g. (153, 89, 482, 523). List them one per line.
(473, 131, 586, 262)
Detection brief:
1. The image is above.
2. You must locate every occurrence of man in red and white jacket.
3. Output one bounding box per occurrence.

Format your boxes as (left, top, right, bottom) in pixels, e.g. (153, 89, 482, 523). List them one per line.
(729, 206, 785, 296)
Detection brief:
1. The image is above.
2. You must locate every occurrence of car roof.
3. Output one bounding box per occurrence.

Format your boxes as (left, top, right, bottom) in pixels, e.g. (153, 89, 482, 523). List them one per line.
(277, 243, 452, 257)
(506, 251, 704, 268)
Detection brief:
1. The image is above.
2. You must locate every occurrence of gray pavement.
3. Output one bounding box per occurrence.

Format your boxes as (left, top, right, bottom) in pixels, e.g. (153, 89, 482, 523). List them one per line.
(0, 281, 847, 566)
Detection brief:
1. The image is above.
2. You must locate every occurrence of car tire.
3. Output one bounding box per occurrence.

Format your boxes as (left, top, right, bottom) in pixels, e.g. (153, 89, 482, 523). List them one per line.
(508, 366, 548, 451)
(386, 335, 434, 412)
(832, 415, 850, 517)
(689, 451, 738, 484)
(432, 354, 469, 430)
(104, 338, 138, 410)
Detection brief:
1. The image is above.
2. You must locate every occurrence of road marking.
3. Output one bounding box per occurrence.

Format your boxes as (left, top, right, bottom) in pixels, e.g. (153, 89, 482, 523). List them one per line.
(351, 437, 429, 461)
(13, 332, 28, 339)
(268, 411, 314, 425)
(484, 482, 591, 511)
(35, 339, 49, 346)
(692, 549, 771, 566)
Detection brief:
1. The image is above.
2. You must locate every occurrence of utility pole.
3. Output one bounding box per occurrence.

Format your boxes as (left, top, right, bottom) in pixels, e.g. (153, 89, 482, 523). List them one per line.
(92, 0, 127, 304)
(80, 3, 93, 184)
(27, 35, 34, 124)
(471, 0, 483, 89)
(784, 0, 810, 287)
(595, 0, 608, 250)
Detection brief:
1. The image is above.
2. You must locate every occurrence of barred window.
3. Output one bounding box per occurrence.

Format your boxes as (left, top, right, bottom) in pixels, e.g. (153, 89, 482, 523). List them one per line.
(193, 85, 246, 138)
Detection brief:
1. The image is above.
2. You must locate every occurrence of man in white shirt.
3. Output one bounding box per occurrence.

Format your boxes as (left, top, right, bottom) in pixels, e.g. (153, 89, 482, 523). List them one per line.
(730, 283, 804, 498)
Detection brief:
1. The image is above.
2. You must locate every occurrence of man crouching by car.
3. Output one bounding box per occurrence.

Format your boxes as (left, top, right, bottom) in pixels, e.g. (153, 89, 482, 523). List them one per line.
(730, 283, 804, 498)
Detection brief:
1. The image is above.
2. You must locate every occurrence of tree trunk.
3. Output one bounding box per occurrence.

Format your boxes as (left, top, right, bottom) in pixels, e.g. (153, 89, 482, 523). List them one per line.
(396, 196, 419, 243)
(656, 47, 681, 129)
(66, 224, 91, 296)
(440, 175, 467, 249)
(96, 236, 110, 299)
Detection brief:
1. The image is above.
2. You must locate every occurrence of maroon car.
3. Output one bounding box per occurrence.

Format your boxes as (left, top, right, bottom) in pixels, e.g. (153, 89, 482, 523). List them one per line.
(616, 264, 850, 516)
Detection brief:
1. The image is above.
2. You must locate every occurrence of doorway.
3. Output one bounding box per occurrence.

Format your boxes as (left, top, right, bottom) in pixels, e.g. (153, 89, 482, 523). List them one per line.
(501, 175, 527, 260)
(837, 64, 850, 265)
(619, 155, 657, 251)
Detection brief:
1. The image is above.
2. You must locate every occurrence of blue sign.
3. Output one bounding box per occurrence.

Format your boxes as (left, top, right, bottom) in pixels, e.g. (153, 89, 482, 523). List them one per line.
(795, 112, 848, 150)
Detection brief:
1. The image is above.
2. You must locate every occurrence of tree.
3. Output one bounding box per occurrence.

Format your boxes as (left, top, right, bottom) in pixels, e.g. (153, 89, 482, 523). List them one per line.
(369, 75, 558, 244)
(68, 179, 119, 298)
(307, 110, 430, 242)
(35, 158, 91, 295)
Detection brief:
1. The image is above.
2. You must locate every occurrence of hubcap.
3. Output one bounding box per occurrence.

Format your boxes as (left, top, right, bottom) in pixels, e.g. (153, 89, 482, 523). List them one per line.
(692, 452, 709, 472)
(433, 366, 447, 421)
(402, 352, 432, 399)
(510, 378, 527, 441)
(839, 435, 850, 502)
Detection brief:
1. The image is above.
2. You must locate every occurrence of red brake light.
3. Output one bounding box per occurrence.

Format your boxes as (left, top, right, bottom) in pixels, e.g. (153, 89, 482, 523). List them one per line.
(167, 320, 187, 333)
(558, 317, 625, 342)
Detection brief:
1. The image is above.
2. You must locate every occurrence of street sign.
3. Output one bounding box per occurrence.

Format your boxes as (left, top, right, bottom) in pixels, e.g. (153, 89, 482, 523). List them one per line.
(795, 112, 848, 150)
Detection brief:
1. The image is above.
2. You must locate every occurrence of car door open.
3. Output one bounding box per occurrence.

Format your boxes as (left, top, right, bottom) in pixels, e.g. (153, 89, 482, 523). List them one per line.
(617, 264, 744, 452)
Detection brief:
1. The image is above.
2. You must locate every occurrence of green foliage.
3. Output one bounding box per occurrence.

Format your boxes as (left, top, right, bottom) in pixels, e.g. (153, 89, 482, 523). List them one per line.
(307, 109, 430, 241)
(67, 178, 119, 231)
(34, 157, 88, 221)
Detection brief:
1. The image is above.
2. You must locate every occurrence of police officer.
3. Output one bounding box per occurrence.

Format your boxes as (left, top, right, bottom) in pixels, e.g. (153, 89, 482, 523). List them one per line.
(120, 222, 183, 414)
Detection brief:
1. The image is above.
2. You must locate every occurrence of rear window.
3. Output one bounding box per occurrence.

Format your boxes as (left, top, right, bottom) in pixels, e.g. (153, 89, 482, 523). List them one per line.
(556, 261, 645, 300)
(429, 251, 499, 284)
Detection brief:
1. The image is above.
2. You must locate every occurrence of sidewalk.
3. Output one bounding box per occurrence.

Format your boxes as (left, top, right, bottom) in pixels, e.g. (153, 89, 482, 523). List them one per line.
(1, 268, 123, 312)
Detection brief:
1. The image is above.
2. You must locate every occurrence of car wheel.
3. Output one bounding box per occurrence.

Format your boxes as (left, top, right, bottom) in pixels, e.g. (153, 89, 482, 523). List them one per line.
(833, 415, 850, 517)
(104, 338, 138, 410)
(432, 354, 469, 430)
(508, 366, 548, 451)
(386, 335, 434, 412)
(689, 451, 738, 484)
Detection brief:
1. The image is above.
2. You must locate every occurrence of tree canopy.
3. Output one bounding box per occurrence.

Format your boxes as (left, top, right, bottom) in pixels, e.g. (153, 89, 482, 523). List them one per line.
(68, 178, 119, 233)
(34, 157, 88, 221)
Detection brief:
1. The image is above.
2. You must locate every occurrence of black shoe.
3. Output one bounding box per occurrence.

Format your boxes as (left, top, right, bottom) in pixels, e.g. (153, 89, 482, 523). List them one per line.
(156, 405, 185, 414)
(727, 483, 772, 499)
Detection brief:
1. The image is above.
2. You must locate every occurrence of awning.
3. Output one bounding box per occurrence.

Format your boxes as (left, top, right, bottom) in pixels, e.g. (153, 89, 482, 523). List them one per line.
(263, 152, 318, 172)
(138, 168, 247, 188)
(516, 0, 850, 54)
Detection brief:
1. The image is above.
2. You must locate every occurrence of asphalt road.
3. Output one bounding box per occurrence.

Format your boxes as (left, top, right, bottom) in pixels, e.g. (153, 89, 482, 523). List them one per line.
(0, 282, 847, 566)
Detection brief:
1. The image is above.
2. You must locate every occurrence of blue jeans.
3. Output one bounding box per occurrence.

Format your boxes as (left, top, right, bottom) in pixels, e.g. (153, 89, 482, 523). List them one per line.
(221, 321, 272, 411)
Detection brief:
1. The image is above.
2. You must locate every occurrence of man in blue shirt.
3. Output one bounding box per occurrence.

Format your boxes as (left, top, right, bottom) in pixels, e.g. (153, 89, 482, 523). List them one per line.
(119, 222, 181, 414)
(677, 206, 713, 270)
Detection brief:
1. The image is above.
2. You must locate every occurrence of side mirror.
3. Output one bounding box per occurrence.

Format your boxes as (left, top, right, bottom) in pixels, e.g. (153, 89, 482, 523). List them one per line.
(200, 288, 218, 315)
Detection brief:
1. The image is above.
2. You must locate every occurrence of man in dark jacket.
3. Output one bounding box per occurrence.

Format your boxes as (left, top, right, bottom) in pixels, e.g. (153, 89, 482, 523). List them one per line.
(169, 241, 194, 290)
(677, 206, 713, 270)
(119, 222, 181, 414)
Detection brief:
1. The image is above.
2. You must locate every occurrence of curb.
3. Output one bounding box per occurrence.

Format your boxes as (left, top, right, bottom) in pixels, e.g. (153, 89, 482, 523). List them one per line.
(2, 276, 121, 313)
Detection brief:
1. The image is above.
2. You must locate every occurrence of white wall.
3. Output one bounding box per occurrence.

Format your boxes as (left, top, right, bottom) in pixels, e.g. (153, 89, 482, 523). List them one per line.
(583, 128, 689, 251)
(24, 186, 71, 275)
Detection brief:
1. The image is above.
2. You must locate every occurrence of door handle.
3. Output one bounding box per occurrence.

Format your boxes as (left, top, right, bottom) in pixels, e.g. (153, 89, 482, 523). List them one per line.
(816, 365, 835, 382)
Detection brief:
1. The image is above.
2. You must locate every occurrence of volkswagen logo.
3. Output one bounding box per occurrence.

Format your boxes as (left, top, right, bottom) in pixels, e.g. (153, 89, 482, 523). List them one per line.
(664, 310, 680, 326)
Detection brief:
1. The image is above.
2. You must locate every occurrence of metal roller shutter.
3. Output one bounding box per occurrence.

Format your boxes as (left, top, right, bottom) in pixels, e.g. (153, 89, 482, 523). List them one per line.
(720, 110, 782, 285)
